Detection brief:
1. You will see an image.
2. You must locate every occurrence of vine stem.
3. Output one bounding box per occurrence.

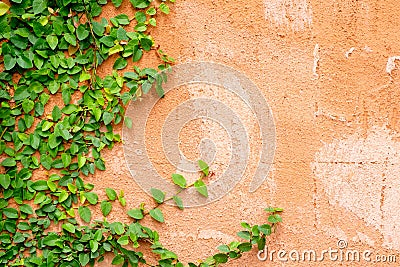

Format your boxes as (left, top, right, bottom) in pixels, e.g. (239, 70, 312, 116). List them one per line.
(81, 0, 99, 89)
(0, 127, 8, 139)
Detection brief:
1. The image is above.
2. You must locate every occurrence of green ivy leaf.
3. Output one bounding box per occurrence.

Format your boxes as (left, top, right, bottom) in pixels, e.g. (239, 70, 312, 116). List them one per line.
(197, 160, 209, 176)
(237, 242, 252, 252)
(46, 35, 58, 50)
(113, 57, 127, 70)
(58, 190, 69, 203)
(64, 33, 77, 46)
(4, 55, 16, 70)
(149, 208, 164, 223)
(150, 188, 165, 204)
(1, 157, 16, 167)
(32, 0, 47, 14)
(84, 192, 98, 205)
(101, 200, 112, 216)
(125, 116, 133, 129)
(106, 188, 117, 201)
(22, 99, 35, 113)
(0, 174, 11, 189)
(76, 24, 89, 40)
(173, 195, 183, 210)
(62, 223, 76, 233)
(213, 253, 228, 264)
(19, 204, 33, 214)
(194, 180, 208, 197)
(237, 231, 251, 240)
(130, 0, 151, 8)
(3, 208, 18, 219)
(127, 208, 143, 220)
(217, 245, 230, 253)
(159, 3, 170, 14)
(117, 235, 129, 246)
(171, 173, 186, 188)
(79, 253, 90, 266)
(78, 206, 92, 223)
(31, 180, 49, 191)
(111, 0, 123, 7)
(111, 255, 124, 265)
(0, 2, 9, 16)
(103, 112, 113, 125)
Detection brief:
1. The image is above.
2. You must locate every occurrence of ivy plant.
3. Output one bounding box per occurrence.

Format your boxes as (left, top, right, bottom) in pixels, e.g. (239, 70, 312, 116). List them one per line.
(0, 0, 282, 266)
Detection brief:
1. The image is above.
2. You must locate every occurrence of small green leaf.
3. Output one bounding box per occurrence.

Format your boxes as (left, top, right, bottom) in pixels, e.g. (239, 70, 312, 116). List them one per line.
(1, 158, 16, 167)
(135, 11, 146, 23)
(42, 121, 54, 131)
(103, 112, 113, 125)
(237, 242, 252, 252)
(78, 154, 86, 168)
(194, 180, 208, 197)
(64, 33, 77, 46)
(31, 180, 49, 191)
(101, 200, 112, 216)
(76, 24, 89, 40)
(150, 188, 165, 204)
(62, 223, 76, 233)
(268, 214, 282, 223)
(111, 255, 124, 265)
(159, 3, 170, 14)
(113, 57, 128, 70)
(0, 2, 10, 16)
(79, 253, 90, 266)
(0, 174, 11, 189)
(46, 35, 58, 50)
(32, 0, 47, 14)
(78, 206, 91, 223)
(213, 253, 228, 264)
(61, 153, 71, 168)
(173, 195, 183, 210)
(127, 208, 143, 220)
(198, 160, 209, 176)
(172, 173, 186, 188)
(217, 245, 230, 253)
(111, 0, 123, 7)
(106, 188, 117, 201)
(3, 208, 18, 219)
(58, 190, 69, 203)
(52, 106, 62, 121)
(149, 208, 164, 223)
(117, 235, 129, 246)
(84, 192, 98, 205)
(124, 117, 133, 129)
(19, 204, 33, 214)
(237, 231, 251, 240)
(109, 44, 123, 55)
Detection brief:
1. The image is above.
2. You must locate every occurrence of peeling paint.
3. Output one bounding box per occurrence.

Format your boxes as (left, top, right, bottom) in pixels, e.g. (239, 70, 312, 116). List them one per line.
(345, 47, 356, 58)
(313, 126, 400, 250)
(386, 56, 400, 75)
(198, 230, 235, 243)
(353, 231, 375, 247)
(264, 0, 312, 31)
(313, 44, 320, 78)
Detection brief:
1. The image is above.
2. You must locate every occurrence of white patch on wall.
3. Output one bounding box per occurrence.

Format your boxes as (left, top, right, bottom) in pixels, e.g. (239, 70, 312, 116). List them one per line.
(312, 126, 400, 250)
(264, 0, 312, 31)
(386, 56, 400, 75)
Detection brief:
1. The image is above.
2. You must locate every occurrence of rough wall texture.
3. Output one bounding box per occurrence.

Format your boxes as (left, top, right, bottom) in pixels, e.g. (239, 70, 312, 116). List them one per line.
(95, 0, 400, 265)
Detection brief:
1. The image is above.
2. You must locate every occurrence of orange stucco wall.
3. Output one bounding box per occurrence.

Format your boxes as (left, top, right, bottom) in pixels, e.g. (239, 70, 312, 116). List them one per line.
(94, 0, 400, 266)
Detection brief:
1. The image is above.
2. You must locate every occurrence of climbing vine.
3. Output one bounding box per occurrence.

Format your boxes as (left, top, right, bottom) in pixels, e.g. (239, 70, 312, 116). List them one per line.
(0, 0, 282, 266)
